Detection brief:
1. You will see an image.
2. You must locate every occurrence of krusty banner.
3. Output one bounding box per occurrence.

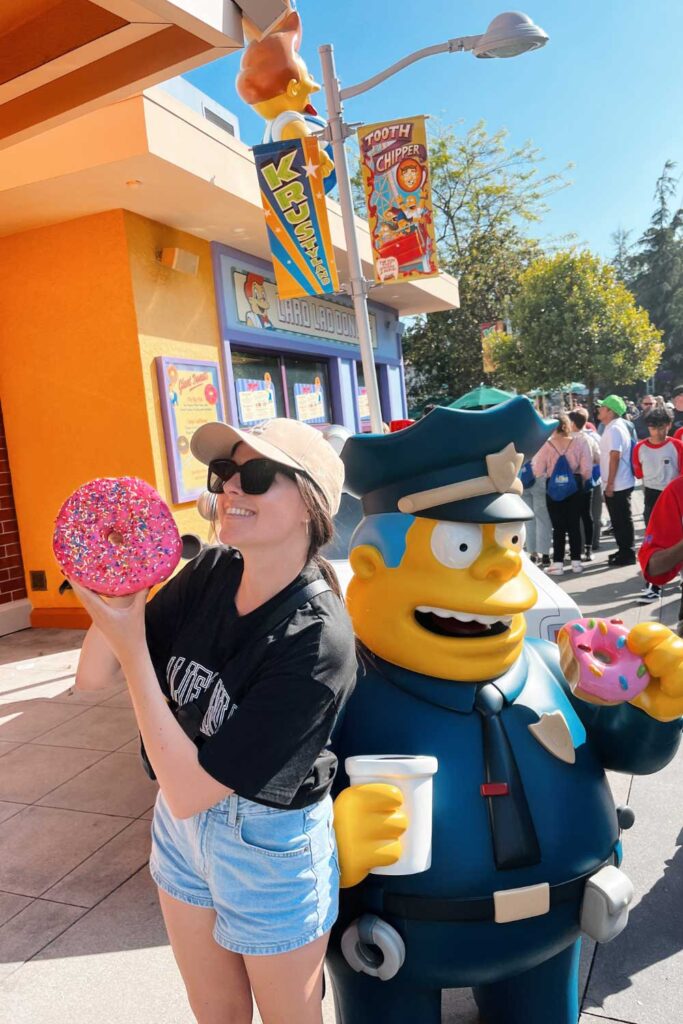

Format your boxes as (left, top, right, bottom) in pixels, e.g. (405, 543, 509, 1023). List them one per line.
(253, 135, 339, 300)
(358, 115, 439, 284)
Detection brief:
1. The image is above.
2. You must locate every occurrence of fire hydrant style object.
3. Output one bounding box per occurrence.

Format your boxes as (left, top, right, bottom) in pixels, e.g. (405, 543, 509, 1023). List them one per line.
(327, 398, 683, 1024)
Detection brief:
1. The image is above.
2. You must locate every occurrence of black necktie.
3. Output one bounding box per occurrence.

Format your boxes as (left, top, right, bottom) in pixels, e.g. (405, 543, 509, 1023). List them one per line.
(474, 683, 541, 870)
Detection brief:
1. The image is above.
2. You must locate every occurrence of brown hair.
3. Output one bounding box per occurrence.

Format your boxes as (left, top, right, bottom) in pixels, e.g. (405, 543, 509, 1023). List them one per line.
(236, 10, 304, 106)
(568, 409, 587, 430)
(555, 413, 571, 436)
(294, 473, 343, 600)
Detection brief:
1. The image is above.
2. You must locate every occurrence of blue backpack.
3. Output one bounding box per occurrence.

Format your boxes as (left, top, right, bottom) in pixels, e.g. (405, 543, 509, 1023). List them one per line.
(584, 463, 601, 491)
(519, 461, 535, 490)
(547, 444, 578, 501)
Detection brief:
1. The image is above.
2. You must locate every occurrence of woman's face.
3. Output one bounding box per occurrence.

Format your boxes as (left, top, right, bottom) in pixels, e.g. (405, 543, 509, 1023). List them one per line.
(216, 441, 309, 554)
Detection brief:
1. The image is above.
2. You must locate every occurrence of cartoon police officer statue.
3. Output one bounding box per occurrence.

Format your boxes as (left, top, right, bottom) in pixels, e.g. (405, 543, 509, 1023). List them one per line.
(327, 397, 683, 1024)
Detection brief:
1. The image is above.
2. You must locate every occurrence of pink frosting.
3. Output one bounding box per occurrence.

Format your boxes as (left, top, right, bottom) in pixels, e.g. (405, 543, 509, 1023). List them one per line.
(53, 477, 182, 596)
(559, 617, 650, 704)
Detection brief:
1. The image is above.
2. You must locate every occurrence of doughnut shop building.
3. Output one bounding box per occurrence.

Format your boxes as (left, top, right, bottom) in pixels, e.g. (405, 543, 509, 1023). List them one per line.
(0, 18, 459, 634)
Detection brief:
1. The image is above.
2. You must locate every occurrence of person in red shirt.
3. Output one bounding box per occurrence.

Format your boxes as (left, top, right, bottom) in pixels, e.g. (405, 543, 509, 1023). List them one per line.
(639, 474, 683, 631)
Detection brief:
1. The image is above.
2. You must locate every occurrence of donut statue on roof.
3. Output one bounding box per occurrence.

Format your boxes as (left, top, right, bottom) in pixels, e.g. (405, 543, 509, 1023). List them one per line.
(236, 8, 336, 193)
(327, 397, 683, 1024)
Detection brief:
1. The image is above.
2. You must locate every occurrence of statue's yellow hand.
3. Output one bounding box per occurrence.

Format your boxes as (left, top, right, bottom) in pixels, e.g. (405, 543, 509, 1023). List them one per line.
(333, 783, 407, 888)
(319, 149, 335, 178)
(627, 622, 683, 722)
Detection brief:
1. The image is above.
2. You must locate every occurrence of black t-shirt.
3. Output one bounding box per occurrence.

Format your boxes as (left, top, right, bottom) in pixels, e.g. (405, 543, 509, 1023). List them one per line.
(671, 408, 683, 436)
(144, 547, 357, 808)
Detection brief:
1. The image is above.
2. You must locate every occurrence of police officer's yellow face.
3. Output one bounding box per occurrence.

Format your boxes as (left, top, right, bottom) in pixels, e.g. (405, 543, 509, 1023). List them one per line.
(347, 517, 537, 682)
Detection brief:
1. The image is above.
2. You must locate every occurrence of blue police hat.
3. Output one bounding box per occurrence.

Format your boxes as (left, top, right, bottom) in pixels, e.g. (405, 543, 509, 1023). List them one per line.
(342, 396, 555, 523)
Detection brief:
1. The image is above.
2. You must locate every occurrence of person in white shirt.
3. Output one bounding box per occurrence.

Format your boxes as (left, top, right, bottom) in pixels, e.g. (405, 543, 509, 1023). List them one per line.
(598, 395, 636, 566)
(568, 410, 601, 561)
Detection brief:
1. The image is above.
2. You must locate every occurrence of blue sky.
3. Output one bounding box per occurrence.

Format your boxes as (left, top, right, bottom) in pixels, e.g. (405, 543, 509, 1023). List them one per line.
(184, 1, 683, 258)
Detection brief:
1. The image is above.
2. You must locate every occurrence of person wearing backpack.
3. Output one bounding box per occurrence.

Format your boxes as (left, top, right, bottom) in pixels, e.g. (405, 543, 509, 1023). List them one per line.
(520, 461, 552, 567)
(568, 409, 602, 561)
(531, 414, 592, 574)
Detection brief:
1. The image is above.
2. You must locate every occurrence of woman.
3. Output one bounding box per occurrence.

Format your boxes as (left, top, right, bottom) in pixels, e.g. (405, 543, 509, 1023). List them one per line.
(72, 418, 358, 1024)
(568, 409, 602, 561)
(521, 469, 552, 567)
(531, 414, 592, 574)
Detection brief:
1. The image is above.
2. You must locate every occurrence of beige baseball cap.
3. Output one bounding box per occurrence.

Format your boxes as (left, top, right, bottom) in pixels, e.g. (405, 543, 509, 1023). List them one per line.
(190, 418, 345, 514)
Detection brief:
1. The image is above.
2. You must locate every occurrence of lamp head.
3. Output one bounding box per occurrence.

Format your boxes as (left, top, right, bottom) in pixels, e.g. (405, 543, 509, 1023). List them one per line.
(473, 11, 548, 59)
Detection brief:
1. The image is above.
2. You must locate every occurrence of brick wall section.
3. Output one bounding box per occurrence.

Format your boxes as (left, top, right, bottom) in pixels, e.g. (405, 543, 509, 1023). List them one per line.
(0, 403, 27, 605)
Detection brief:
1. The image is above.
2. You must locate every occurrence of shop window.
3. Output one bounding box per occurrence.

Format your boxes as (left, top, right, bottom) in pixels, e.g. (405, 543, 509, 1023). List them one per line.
(231, 350, 333, 427)
(284, 357, 331, 426)
(231, 349, 285, 426)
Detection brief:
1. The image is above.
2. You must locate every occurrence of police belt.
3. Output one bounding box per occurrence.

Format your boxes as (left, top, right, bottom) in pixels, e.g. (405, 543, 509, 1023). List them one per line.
(379, 860, 614, 923)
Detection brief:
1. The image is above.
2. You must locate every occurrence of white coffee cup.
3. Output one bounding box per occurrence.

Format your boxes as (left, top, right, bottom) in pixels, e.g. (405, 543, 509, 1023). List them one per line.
(345, 754, 439, 875)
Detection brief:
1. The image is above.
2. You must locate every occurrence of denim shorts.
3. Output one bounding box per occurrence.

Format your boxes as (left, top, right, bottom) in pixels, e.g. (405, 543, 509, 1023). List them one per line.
(149, 790, 340, 955)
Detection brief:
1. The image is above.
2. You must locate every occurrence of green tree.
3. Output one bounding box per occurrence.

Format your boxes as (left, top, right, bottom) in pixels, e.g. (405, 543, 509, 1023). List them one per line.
(629, 161, 683, 372)
(490, 251, 663, 398)
(394, 122, 569, 407)
(610, 226, 635, 289)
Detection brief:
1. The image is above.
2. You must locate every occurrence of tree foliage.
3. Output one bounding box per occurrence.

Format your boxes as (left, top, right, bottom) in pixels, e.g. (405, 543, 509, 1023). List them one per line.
(396, 122, 569, 407)
(611, 161, 683, 375)
(490, 251, 663, 396)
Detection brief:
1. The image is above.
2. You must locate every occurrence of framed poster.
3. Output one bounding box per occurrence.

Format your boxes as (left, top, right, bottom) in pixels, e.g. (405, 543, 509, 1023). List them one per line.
(293, 378, 326, 424)
(235, 375, 277, 426)
(156, 357, 226, 504)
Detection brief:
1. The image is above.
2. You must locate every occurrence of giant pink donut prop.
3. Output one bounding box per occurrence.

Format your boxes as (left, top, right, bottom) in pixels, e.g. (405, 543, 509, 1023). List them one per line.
(53, 477, 182, 596)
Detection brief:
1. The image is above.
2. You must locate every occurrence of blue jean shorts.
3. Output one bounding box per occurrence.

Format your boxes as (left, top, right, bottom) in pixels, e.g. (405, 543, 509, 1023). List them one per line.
(149, 790, 340, 956)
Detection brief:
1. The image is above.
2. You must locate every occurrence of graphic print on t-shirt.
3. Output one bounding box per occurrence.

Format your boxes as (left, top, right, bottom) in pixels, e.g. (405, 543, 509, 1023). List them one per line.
(166, 655, 238, 737)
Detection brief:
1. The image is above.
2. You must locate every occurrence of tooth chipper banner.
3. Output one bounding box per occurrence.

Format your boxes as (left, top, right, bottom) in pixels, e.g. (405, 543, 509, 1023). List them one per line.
(358, 115, 439, 284)
(253, 136, 339, 300)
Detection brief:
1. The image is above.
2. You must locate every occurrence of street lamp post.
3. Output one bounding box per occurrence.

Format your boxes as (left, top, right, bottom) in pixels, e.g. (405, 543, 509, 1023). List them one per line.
(319, 12, 548, 434)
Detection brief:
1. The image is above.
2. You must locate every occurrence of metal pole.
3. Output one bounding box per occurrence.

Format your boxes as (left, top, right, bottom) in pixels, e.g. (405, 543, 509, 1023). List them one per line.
(319, 42, 384, 434)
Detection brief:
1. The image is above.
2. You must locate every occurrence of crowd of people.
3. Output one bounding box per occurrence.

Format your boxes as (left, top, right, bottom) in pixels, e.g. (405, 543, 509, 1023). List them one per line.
(523, 387, 683, 605)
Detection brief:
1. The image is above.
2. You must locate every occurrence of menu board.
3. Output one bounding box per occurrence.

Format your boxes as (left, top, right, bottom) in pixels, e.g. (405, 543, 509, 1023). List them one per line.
(236, 376, 277, 426)
(294, 379, 326, 424)
(156, 357, 226, 504)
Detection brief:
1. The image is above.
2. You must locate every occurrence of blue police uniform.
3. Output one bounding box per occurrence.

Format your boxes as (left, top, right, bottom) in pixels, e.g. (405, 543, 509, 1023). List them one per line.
(328, 640, 681, 1023)
(326, 399, 683, 1024)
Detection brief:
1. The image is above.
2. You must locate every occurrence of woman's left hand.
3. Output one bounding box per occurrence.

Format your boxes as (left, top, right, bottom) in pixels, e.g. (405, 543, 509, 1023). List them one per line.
(70, 579, 149, 671)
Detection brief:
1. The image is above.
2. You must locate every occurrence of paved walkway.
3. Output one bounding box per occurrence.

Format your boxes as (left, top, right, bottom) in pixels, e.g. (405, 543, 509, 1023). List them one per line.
(0, 494, 680, 1022)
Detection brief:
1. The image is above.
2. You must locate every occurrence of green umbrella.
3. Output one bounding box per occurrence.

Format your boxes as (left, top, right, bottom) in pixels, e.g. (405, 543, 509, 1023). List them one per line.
(448, 386, 515, 410)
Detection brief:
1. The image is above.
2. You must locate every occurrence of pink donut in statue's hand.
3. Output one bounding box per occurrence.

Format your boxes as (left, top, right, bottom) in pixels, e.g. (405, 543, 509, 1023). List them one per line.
(53, 477, 182, 597)
(558, 616, 650, 706)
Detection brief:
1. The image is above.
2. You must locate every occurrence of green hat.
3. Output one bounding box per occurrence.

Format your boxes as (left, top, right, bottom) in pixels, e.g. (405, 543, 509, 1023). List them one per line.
(598, 394, 627, 416)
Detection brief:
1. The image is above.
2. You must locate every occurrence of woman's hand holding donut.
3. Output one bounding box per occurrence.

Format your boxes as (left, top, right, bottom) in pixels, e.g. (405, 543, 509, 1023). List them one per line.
(627, 622, 683, 722)
(70, 579, 149, 673)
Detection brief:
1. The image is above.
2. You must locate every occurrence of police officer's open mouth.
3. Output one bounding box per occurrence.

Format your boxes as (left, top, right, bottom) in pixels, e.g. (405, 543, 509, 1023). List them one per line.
(414, 606, 512, 638)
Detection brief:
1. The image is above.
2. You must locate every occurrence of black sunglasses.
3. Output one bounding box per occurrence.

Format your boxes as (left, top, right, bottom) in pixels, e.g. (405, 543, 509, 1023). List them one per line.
(207, 457, 296, 495)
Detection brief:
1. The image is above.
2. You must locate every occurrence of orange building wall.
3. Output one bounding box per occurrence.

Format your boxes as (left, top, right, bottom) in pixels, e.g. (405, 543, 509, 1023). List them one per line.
(0, 209, 153, 627)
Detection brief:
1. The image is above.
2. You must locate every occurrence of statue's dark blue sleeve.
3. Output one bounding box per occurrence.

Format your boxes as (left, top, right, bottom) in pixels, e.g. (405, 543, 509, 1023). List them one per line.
(529, 638, 682, 775)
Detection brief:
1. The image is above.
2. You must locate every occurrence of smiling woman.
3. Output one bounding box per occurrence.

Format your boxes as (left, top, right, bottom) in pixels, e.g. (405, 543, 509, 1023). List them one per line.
(73, 416, 357, 1024)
